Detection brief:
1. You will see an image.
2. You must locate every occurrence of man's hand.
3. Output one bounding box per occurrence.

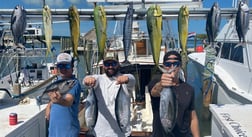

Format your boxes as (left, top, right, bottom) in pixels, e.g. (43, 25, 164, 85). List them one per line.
(83, 77, 96, 87)
(160, 71, 177, 87)
(116, 75, 129, 85)
(48, 90, 62, 104)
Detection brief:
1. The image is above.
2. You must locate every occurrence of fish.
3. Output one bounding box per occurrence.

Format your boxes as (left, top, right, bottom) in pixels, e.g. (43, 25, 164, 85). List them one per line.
(68, 5, 80, 59)
(146, 4, 162, 67)
(42, 5, 53, 56)
(36, 79, 77, 105)
(94, 5, 107, 64)
(115, 85, 131, 133)
(122, 2, 134, 65)
(158, 66, 178, 135)
(10, 5, 27, 47)
(178, 5, 189, 74)
(84, 88, 98, 136)
(83, 39, 94, 75)
(236, 1, 250, 43)
(206, 2, 221, 46)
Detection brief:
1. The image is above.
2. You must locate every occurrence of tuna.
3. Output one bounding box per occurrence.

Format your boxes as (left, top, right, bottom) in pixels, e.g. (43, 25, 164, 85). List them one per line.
(115, 85, 131, 133)
(206, 2, 221, 46)
(178, 5, 189, 74)
(236, 1, 250, 42)
(42, 5, 53, 56)
(94, 5, 107, 64)
(10, 5, 27, 47)
(36, 79, 77, 105)
(146, 4, 162, 67)
(122, 2, 134, 65)
(68, 5, 80, 59)
(84, 88, 98, 136)
(158, 66, 178, 135)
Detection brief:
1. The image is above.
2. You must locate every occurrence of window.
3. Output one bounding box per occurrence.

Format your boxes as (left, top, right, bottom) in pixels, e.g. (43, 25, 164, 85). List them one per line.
(220, 42, 243, 63)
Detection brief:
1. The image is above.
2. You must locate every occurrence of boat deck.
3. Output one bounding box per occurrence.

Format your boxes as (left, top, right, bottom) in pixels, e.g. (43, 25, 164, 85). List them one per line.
(0, 98, 47, 137)
(210, 104, 252, 137)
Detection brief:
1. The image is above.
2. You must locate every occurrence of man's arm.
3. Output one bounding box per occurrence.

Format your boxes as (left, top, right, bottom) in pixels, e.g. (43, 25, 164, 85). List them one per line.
(190, 110, 200, 137)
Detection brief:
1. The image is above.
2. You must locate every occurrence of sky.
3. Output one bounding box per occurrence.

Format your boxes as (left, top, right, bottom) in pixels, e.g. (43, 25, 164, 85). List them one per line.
(0, 0, 251, 37)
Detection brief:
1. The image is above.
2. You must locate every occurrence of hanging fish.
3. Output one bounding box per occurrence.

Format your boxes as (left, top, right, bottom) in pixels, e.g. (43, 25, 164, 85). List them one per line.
(146, 4, 162, 67)
(10, 5, 27, 47)
(206, 2, 221, 46)
(68, 5, 80, 59)
(84, 88, 98, 136)
(94, 5, 107, 64)
(122, 2, 134, 65)
(115, 85, 131, 133)
(42, 5, 53, 56)
(236, 1, 250, 43)
(178, 5, 189, 74)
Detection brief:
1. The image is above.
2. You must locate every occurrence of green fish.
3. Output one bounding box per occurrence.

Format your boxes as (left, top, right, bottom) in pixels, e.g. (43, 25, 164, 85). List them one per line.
(178, 5, 189, 74)
(68, 5, 80, 59)
(94, 5, 107, 64)
(146, 4, 162, 67)
(42, 5, 52, 56)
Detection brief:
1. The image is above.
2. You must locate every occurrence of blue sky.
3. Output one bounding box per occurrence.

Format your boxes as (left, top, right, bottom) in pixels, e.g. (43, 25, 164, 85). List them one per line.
(0, 0, 250, 36)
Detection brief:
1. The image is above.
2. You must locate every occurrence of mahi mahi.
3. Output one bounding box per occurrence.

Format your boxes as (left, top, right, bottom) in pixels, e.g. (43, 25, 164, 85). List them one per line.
(42, 5, 53, 56)
(115, 85, 131, 133)
(206, 2, 221, 46)
(146, 4, 162, 67)
(94, 5, 107, 64)
(122, 2, 134, 65)
(236, 1, 250, 43)
(84, 88, 98, 136)
(159, 66, 178, 135)
(68, 5, 80, 59)
(10, 5, 27, 47)
(178, 5, 189, 74)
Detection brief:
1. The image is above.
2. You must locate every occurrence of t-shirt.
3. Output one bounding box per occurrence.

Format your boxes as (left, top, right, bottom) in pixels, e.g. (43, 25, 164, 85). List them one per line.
(148, 78, 195, 137)
(48, 77, 81, 137)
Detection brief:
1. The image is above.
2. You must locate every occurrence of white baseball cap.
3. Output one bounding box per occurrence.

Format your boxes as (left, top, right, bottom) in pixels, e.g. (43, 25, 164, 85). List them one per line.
(56, 53, 72, 64)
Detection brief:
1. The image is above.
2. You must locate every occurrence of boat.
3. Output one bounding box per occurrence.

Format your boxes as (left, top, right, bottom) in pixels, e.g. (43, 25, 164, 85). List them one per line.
(188, 18, 252, 104)
(0, 26, 58, 136)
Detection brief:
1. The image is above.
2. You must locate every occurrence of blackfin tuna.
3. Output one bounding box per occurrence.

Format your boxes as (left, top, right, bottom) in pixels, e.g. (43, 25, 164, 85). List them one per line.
(84, 88, 98, 136)
(206, 2, 221, 46)
(36, 79, 77, 105)
(115, 85, 131, 133)
(236, 1, 250, 42)
(10, 5, 27, 46)
(158, 66, 178, 135)
(122, 2, 134, 65)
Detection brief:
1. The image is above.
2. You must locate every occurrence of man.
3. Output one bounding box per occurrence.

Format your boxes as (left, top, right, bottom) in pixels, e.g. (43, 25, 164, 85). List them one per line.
(46, 52, 81, 137)
(83, 51, 136, 137)
(148, 50, 200, 137)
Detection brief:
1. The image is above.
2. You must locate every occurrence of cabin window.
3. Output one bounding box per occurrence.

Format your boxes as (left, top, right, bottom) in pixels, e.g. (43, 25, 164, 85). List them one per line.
(220, 43, 243, 63)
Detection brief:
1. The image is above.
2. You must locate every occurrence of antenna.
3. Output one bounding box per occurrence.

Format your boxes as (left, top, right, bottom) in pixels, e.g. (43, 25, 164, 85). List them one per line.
(42, 0, 45, 7)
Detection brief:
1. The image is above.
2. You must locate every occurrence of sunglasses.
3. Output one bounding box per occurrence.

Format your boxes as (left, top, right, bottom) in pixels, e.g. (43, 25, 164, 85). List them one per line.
(103, 61, 118, 67)
(163, 61, 180, 67)
(57, 64, 71, 69)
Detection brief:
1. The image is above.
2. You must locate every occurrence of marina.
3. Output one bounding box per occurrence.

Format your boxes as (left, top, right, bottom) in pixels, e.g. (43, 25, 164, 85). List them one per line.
(1, 0, 252, 137)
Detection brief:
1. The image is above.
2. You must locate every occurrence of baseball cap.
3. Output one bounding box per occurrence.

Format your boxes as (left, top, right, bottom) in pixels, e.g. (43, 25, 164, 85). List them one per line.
(56, 53, 72, 64)
(103, 51, 118, 62)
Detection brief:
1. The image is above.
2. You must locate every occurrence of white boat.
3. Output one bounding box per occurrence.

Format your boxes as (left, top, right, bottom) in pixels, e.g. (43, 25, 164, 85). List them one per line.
(188, 18, 252, 104)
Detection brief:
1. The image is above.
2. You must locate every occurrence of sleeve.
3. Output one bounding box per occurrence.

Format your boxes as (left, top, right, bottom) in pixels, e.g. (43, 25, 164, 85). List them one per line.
(124, 74, 136, 91)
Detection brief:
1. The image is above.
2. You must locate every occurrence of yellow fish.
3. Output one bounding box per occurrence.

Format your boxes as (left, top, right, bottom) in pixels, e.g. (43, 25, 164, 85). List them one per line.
(178, 5, 189, 74)
(68, 5, 80, 59)
(94, 5, 107, 64)
(146, 4, 162, 67)
(42, 5, 52, 56)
